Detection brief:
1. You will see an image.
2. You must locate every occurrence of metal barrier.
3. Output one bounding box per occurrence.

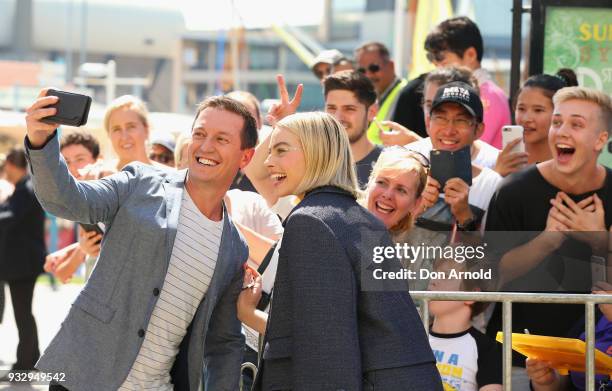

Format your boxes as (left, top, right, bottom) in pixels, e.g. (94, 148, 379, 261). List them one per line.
(410, 291, 612, 391)
(239, 362, 258, 391)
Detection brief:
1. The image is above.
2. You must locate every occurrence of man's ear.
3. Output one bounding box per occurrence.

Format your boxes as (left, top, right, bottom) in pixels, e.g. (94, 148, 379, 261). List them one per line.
(463, 47, 479, 68)
(595, 131, 609, 153)
(475, 122, 485, 140)
(240, 148, 255, 169)
(367, 103, 379, 122)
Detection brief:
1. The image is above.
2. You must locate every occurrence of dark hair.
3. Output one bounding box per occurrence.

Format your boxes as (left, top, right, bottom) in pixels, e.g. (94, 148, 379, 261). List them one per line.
(354, 41, 391, 62)
(60, 132, 101, 159)
(424, 66, 480, 93)
(193, 96, 258, 149)
(425, 16, 484, 62)
(323, 70, 377, 108)
(6, 147, 28, 170)
(515, 68, 579, 106)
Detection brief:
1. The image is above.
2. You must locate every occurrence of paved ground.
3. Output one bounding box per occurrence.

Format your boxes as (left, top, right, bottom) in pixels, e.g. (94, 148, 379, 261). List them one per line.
(0, 281, 83, 390)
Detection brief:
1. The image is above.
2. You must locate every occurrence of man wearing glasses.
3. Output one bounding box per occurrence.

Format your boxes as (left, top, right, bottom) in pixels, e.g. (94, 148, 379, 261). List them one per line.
(412, 81, 502, 233)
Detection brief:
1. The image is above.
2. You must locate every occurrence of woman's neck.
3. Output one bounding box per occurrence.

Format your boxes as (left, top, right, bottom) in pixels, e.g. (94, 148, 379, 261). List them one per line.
(526, 140, 552, 164)
(117, 154, 152, 170)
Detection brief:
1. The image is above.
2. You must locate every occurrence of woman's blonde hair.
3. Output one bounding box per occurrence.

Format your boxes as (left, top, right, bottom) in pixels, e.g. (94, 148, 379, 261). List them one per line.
(363, 147, 428, 233)
(174, 133, 192, 169)
(103, 95, 150, 134)
(276, 112, 359, 198)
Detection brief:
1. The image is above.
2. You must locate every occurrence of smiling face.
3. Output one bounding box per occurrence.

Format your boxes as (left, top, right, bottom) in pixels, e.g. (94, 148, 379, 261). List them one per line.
(366, 168, 421, 229)
(549, 99, 608, 176)
(325, 89, 373, 144)
(61, 144, 97, 179)
(107, 108, 149, 164)
(264, 126, 306, 198)
(427, 102, 482, 151)
(516, 87, 554, 146)
(188, 107, 253, 188)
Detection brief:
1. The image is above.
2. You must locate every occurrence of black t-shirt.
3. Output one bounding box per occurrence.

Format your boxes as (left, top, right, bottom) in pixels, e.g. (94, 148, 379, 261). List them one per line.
(429, 327, 502, 389)
(391, 73, 427, 138)
(485, 165, 612, 365)
(355, 145, 383, 189)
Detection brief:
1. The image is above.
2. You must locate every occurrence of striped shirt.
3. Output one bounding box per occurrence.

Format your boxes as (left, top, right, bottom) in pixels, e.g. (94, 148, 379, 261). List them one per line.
(119, 190, 223, 390)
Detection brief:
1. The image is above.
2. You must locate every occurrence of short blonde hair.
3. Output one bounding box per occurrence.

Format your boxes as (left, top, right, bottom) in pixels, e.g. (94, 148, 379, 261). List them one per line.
(175, 133, 192, 169)
(553, 86, 612, 135)
(276, 112, 358, 198)
(103, 95, 150, 134)
(363, 147, 427, 233)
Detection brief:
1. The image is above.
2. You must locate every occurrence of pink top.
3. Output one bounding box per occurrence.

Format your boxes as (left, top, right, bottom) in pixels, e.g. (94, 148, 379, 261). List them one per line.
(475, 70, 511, 149)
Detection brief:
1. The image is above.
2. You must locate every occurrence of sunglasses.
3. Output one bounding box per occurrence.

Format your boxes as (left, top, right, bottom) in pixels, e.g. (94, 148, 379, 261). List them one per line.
(384, 146, 430, 171)
(149, 152, 174, 165)
(357, 63, 381, 74)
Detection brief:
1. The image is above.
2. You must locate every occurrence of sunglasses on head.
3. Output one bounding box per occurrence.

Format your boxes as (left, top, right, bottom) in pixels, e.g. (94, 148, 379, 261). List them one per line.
(357, 63, 381, 74)
(384, 146, 430, 171)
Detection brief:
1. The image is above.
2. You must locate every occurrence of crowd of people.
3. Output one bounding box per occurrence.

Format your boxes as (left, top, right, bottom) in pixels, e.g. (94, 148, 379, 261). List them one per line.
(0, 15, 610, 391)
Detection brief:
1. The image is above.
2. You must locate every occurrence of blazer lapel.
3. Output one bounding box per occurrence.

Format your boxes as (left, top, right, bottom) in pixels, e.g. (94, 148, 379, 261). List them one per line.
(162, 169, 187, 270)
(201, 204, 235, 329)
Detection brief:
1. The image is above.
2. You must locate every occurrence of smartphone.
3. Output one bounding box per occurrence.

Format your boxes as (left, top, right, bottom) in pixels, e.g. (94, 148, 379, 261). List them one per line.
(430, 146, 472, 190)
(502, 125, 525, 153)
(79, 223, 104, 245)
(42, 89, 92, 127)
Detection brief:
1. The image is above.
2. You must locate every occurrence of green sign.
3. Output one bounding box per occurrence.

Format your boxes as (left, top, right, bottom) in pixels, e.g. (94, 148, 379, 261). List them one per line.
(543, 6, 612, 167)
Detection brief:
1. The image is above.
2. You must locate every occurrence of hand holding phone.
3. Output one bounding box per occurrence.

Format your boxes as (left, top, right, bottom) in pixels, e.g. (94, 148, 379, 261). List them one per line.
(502, 125, 525, 153)
(430, 146, 472, 191)
(41, 89, 92, 127)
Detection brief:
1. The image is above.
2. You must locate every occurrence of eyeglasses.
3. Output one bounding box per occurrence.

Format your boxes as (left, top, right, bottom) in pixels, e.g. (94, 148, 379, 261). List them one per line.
(357, 63, 381, 74)
(426, 51, 446, 64)
(149, 152, 174, 164)
(430, 114, 474, 130)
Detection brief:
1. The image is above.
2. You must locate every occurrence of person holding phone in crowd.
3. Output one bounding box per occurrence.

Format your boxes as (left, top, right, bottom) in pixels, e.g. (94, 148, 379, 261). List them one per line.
(247, 106, 441, 390)
(495, 69, 578, 177)
(24, 90, 255, 391)
(44, 132, 105, 283)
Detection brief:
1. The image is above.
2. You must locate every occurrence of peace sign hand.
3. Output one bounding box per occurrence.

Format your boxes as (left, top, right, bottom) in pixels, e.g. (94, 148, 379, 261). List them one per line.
(266, 74, 303, 126)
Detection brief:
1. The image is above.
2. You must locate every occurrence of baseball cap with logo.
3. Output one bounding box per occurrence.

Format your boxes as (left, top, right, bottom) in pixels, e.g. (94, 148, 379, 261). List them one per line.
(430, 81, 483, 123)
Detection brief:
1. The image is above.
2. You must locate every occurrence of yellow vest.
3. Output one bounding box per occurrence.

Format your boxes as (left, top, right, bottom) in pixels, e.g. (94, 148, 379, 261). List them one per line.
(367, 79, 408, 144)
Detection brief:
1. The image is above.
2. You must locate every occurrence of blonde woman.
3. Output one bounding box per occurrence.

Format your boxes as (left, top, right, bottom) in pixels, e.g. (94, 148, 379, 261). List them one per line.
(362, 146, 428, 240)
(103, 95, 155, 170)
(247, 111, 442, 390)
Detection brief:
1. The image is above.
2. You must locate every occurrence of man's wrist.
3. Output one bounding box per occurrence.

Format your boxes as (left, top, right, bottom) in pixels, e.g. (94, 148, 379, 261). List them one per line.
(25, 130, 57, 150)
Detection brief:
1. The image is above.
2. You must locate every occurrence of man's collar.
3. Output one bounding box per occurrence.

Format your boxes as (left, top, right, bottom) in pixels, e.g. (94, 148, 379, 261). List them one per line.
(379, 77, 401, 103)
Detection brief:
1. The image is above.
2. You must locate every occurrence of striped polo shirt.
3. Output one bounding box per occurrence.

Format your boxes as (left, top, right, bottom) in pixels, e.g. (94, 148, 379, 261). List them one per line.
(119, 190, 223, 390)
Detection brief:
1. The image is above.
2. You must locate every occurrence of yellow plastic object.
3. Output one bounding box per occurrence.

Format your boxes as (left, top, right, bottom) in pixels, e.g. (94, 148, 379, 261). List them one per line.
(496, 332, 612, 376)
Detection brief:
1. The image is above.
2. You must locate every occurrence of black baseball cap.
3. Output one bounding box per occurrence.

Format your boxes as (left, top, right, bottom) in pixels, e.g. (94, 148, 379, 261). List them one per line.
(430, 81, 483, 123)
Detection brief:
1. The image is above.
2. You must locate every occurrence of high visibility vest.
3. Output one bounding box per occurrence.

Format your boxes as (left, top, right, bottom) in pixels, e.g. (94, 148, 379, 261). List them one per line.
(367, 78, 408, 145)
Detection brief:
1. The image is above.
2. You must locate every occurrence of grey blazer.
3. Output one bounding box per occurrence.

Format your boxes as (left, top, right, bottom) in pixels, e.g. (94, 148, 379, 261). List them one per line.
(25, 133, 246, 391)
(254, 186, 441, 391)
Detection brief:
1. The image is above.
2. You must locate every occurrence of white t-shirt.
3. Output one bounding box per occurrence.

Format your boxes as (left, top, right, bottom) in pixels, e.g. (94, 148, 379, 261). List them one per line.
(405, 138, 500, 170)
(119, 191, 223, 390)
